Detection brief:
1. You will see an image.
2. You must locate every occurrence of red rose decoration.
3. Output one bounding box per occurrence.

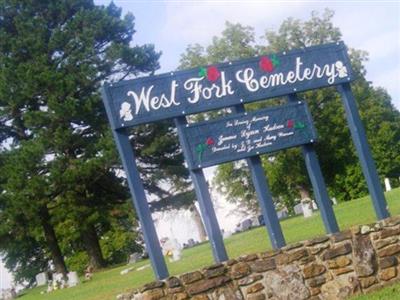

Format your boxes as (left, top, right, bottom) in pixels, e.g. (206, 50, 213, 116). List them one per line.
(259, 56, 274, 72)
(207, 66, 220, 82)
(206, 137, 215, 145)
(287, 119, 294, 128)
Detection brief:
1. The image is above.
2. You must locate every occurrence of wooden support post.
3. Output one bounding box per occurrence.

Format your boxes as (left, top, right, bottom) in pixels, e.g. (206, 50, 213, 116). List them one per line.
(110, 130, 169, 279)
(175, 116, 228, 263)
(232, 105, 286, 249)
(287, 94, 339, 234)
(101, 87, 168, 280)
(337, 83, 389, 220)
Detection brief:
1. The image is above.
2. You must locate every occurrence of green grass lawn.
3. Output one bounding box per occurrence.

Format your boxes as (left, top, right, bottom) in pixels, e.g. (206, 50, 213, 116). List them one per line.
(19, 188, 400, 300)
(351, 281, 400, 300)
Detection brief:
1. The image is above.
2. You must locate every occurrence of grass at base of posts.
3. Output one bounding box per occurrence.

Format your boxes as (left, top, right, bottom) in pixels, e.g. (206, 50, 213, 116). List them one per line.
(19, 188, 400, 300)
(351, 281, 400, 300)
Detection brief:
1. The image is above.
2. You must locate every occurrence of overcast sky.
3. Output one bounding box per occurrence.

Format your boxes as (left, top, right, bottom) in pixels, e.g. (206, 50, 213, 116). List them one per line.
(1, 0, 399, 290)
(95, 0, 400, 109)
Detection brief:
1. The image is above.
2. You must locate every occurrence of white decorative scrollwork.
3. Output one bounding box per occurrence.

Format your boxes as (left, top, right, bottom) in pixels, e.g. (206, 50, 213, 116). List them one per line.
(335, 61, 348, 78)
(119, 102, 133, 121)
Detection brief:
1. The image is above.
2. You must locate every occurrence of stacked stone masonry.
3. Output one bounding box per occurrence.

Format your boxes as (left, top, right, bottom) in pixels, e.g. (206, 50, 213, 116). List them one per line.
(118, 216, 400, 300)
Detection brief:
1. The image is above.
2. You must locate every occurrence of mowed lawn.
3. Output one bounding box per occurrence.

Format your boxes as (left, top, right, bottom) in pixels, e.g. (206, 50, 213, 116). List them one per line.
(351, 281, 400, 300)
(19, 188, 400, 300)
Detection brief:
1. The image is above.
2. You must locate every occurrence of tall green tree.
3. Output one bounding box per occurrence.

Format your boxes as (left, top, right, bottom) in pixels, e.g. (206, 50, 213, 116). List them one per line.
(179, 10, 400, 214)
(0, 0, 187, 283)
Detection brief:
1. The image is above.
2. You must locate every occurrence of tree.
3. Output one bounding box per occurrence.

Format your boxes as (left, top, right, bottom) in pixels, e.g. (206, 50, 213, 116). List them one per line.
(0, 0, 187, 282)
(0, 140, 70, 278)
(178, 10, 400, 213)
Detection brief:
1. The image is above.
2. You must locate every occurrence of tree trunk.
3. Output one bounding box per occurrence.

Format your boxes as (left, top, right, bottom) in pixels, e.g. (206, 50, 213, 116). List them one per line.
(189, 203, 207, 242)
(81, 224, 106, 270)
(39, 206, 68, 278)
(298, 185, 312, 201)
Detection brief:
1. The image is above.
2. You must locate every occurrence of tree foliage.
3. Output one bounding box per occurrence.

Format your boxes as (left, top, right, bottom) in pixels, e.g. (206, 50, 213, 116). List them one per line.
(0, 0, 186, 283)
(179, 10, 400, 214)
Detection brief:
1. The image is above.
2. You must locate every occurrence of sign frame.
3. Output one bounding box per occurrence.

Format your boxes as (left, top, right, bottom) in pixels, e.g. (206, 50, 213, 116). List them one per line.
(105, 42, 353, 129)
(101, 41, 389, 281)
(180, 101, 317, 169)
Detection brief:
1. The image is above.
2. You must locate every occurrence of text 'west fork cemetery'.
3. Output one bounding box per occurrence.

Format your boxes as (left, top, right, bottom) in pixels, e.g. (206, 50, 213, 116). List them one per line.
(102, 42, 389, 279)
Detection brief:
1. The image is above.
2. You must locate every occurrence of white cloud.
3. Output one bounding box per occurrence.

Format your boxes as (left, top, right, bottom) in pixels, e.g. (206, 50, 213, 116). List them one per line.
(361, 31, 400, 59)
(368, 66, 400, 108)
(154, 1, 400, 109)
(96, 1, 400, 106)
(160, 1, 304, 46)
(372, 67, 400, 92)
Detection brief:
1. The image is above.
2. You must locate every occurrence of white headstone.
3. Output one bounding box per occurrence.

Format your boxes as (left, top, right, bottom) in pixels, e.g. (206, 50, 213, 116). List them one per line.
(384, 178, 392, 191)
(35, 272, 48, 286)
(312, 200, 318, 210)
(241, 219, 252, 231)
(1, 288, 16, 300)
(161, 238, 182, 262)
(67, 272, 79, 287)
(293, 203, 303, 215)
(277, 210, 288, 219)
(301, 200, 313, 218)
(187, 238, 196, 247)
(52, 273, 66, 290)
(222, 230, 233, 239)
(136, 264, 150, 271)
(53, 273, 64, 282)
(120, 267, 135, 275)
(128, 252, 141, 264)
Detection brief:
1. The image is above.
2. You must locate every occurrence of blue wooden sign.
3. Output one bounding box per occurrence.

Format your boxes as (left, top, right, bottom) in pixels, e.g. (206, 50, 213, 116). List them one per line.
(101, 41, 389, 281)
(104, 42, 353, 129)
(181, 102, 316, 169)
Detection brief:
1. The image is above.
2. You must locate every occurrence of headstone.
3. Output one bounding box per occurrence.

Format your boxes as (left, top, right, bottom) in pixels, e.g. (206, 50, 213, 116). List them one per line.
(241, 219, 252, 231)
(258, 214, 265, 225)
(160, 237, 182, 262)
(312, 200, 318, 210)
(332, 197, 338, 205)
(52, 272, 67, 289)
(46, 282, 53, 293)
(127, 252, 141, 264)
(293, 203, 303, 215)
(384, 178, 392, 191)
(251, 216, 260, 227)
(301, 199, 313, 218)
(67, 271, 79, 287)
(187, 238, 196, 248)
(222, 230, 233, 239)
(137, 264, 150, 271)
(84, 265, 94, 281)
(1, 288, 16, 300)
(120, 267, 135, 275)
(277, 210, 288, 220)
(53, 272, 64, 282)
(35, 272, 48, 286)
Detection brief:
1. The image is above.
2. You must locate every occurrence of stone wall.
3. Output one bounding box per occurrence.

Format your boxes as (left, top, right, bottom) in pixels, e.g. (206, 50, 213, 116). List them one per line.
(119, 216, 400, 300)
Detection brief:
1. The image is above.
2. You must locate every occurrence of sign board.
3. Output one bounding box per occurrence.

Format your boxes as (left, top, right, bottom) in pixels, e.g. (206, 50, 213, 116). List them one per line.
(181, 102, 316, 169)
(103, 42, 353, 129)
(101, 41, 388, 280)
